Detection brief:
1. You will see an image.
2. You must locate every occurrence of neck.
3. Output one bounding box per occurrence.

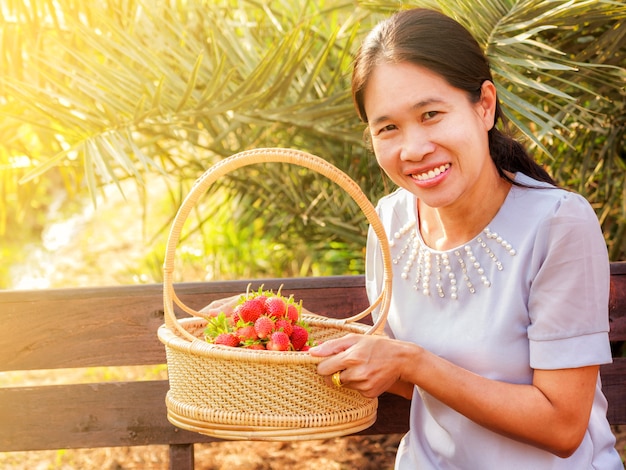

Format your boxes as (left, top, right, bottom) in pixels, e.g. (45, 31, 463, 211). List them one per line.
(418, 175, 512, 251)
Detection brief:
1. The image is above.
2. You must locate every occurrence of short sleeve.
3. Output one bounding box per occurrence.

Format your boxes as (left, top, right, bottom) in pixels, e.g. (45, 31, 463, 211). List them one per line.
(527, 192, 612, 369)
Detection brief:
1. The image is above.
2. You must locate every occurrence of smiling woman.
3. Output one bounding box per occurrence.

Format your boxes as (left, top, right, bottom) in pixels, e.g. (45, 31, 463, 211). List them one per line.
(310, 8, 624, 469)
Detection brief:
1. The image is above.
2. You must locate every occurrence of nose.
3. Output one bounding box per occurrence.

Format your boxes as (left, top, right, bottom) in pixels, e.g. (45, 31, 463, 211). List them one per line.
(400, 128, 435, 162)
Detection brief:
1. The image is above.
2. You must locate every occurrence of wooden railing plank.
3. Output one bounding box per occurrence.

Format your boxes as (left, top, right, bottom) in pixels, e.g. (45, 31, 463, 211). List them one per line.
(0, 381, 216, 452)
(0, 381, 409, 452)
(0, 277, 369, 372)
(0, 292, 167, 371)
(2, 266, 623, 373)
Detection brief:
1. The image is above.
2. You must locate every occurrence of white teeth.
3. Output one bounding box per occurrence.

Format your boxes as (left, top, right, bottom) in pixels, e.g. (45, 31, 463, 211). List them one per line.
(413, 164, 450, 181)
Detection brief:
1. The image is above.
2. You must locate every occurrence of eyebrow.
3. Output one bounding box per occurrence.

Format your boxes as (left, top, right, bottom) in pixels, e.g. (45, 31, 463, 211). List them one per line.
(369, 98, 446, 127)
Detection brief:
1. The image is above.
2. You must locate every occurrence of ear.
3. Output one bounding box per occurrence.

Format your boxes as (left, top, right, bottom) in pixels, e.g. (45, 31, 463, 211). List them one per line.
(477, 80, 497, 131)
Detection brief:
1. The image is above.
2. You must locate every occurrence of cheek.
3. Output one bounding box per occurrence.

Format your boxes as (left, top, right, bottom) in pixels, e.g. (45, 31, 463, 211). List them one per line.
(372, 141, 393, 171)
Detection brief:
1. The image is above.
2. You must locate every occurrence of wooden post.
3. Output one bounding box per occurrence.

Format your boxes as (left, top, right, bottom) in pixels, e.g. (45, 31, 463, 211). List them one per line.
(169, 443, 194, 470)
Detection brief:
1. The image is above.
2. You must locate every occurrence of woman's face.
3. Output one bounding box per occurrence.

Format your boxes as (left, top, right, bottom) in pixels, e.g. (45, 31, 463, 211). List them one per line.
(363, 61, 497, 210)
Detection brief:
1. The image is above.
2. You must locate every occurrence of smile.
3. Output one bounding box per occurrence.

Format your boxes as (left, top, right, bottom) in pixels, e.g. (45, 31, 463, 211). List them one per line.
(411, 163, 451, 181)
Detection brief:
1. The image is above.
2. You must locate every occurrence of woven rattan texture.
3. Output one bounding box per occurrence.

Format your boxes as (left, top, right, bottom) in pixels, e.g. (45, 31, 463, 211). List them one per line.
(158, 148, 393, 440)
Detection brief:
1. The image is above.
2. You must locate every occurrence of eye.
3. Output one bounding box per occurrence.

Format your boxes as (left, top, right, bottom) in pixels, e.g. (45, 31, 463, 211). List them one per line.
(423, 111, 439, 121)
(376, 124, 397, 135)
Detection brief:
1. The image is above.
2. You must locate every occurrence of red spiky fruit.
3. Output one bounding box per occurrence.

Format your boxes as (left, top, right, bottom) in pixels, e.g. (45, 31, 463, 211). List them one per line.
(235, 298, 265, 324)
(266, 331, 290, 351)
(213, 333, 240, 347)
(265, 296, 287, 319)
(229, 311, 241, 326)
(275, 318, 293, 337)
(286, 304, 299, 323)
(235, 325, 258, 342)
(290, 325, 309, 351)
(254, 315, 275, 339)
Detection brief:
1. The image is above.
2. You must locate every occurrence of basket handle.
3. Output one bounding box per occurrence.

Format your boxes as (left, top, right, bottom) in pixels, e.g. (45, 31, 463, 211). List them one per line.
(163, 148, 393, 342)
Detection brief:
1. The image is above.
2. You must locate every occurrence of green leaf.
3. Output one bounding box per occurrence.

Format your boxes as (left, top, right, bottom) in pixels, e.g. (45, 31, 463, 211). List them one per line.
(175, 53, 204, 112)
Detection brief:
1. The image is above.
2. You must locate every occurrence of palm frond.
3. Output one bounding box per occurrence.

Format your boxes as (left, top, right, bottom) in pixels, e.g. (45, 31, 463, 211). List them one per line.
(1, 0, 625, 284)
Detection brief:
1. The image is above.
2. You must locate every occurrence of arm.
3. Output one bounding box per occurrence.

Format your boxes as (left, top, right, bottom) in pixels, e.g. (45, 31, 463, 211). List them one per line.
(311, 334, 598, 458)
(385, 379, 414, 400)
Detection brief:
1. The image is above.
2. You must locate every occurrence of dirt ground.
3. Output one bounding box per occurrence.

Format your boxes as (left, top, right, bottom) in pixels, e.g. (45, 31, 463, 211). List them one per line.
(193, 435, 404, 470)
(0, 429, 623, 469)
(0, 435, 402, 470)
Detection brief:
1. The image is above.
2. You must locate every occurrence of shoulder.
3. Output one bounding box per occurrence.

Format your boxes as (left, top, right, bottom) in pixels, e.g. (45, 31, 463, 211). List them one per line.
(510, 173, 597, 224)
(374, 188, 415, 222)
(376, 187, 412, 208)
(507, 173, 607, 270)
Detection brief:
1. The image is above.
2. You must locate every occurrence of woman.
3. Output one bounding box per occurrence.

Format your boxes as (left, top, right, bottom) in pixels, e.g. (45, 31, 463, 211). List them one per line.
(310, 8, 623, 469)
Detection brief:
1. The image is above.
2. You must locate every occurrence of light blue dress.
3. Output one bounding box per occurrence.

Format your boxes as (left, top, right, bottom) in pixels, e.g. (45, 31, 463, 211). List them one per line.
(365, 173, 623, 469)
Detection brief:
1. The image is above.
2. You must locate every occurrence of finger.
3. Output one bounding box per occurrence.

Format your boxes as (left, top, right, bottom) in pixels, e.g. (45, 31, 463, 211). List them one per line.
(324, 368, 379, 398)
(331, 370, 346, 388)
(317, 357, 343, 377)
(325, 367, 386, 398)
(309, 334, 361, 357)
(319, 368, 345, 388)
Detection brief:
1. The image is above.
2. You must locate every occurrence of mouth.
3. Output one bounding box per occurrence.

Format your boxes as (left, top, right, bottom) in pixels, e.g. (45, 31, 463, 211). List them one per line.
(410, 163, 451, 182)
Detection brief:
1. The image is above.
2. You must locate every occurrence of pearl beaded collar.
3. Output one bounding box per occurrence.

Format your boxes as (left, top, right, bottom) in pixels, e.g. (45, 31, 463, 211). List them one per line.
(389, 220, 517, 300)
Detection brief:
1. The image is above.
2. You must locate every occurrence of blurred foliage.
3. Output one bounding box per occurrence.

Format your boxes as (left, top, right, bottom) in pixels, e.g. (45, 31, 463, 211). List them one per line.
(0, 0, 624, 288)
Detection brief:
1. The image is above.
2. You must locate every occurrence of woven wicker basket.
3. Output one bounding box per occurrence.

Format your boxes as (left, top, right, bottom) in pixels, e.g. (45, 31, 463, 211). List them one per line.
(157, 148, 392, 441)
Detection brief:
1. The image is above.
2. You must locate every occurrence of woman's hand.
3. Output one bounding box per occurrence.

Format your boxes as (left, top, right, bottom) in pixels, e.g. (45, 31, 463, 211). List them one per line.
(198, 294, 241, 317)
(310, 334, 415, 399)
